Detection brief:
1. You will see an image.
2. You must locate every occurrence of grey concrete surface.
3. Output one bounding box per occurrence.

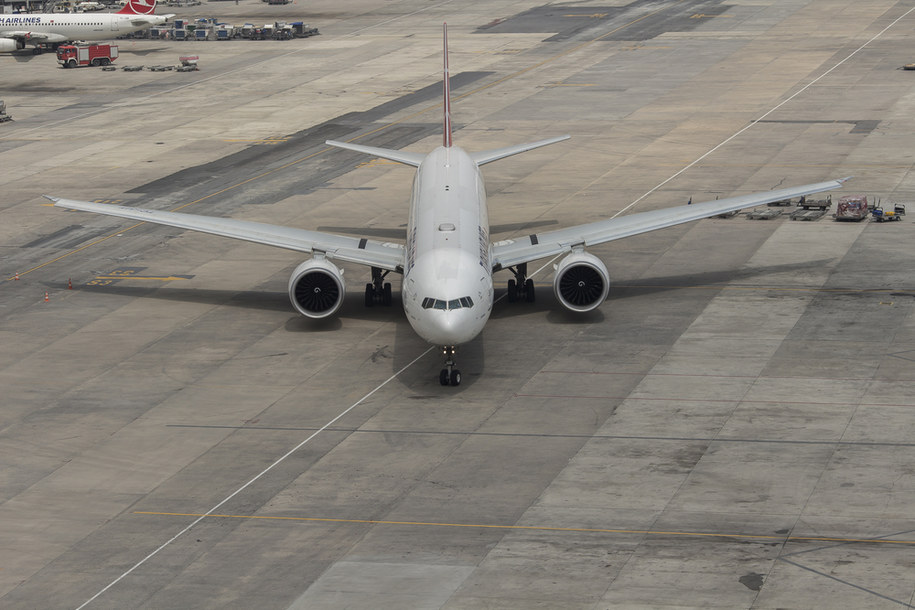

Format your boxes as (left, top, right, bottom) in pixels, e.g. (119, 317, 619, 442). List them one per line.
(3, 0, 915, 608)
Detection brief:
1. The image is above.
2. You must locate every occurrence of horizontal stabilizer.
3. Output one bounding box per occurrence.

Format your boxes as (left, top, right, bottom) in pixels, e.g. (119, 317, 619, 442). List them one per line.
(325, 140, 425, 167)
(471, 135, 570, 166)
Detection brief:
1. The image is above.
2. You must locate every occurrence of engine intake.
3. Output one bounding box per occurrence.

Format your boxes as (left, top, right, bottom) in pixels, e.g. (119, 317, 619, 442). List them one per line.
(553, 250, 609, 313)
(288, 258, 345, 319)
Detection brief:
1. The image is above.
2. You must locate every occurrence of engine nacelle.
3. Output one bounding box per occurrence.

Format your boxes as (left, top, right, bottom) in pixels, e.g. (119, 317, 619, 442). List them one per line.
(287, 258, 345, 319)
(0, 39, 22, 53)
(553, 250, 609, 313)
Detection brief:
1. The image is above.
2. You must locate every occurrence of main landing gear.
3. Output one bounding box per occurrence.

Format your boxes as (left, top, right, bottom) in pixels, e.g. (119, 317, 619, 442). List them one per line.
(364, 266, 392, 307)
(506, 262, 535, 303)
(439, 346, 461, 386)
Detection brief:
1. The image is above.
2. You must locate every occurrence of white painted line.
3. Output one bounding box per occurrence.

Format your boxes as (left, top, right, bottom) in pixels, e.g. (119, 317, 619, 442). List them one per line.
(610, 3, 915, 220)
(75, 345, 434, 610)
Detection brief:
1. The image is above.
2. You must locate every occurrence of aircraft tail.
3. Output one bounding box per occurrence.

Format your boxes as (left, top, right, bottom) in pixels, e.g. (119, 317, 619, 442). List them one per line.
(443, 22, 453, 148)
(117, 0, 156, 15)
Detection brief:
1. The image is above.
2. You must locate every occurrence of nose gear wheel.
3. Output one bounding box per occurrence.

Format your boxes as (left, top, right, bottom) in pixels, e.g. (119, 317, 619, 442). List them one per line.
(439, 346, 461, 386)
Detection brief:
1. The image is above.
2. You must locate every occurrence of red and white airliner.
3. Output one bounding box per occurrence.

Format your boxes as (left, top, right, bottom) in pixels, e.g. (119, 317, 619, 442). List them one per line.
(0, 0, 172, 53)
(47, 24, 847, 385)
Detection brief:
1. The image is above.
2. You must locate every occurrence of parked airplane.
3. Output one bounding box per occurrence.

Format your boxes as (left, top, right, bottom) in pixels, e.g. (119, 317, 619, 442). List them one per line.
(48, 24, 847, 385)
(0, 0, 172, 53)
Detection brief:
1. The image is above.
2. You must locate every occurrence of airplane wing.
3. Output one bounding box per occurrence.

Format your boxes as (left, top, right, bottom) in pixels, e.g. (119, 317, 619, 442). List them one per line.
(3, 31, 67, 43)
(491, 177, 849, 270)
(45, 196, 405, 272)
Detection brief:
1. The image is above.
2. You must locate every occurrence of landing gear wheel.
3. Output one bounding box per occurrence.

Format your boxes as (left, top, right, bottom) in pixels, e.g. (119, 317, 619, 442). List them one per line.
(382, 282, 392, 306)
(450, 370, 462, 386)
(524, 278, 535, 303)
(440, 369, 450, 386)
(364, 283, 374, 307)
(507, 279, 517, 303)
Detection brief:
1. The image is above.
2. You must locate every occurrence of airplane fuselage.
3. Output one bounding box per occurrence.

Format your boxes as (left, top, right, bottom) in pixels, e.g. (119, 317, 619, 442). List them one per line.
(0, 12, 166, 46)
(402, 145, 494, 346)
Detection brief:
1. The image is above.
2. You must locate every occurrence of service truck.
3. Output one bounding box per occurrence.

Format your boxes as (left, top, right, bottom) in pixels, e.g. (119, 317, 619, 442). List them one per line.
(57, 44, 118, 68)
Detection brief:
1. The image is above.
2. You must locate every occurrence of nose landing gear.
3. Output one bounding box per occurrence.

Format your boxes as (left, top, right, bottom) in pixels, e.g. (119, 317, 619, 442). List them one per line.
(439, 346, 461, 386)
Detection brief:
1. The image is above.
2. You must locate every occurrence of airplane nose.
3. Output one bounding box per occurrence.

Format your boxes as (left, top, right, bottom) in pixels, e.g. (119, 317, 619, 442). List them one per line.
(417, 308, 485, 345)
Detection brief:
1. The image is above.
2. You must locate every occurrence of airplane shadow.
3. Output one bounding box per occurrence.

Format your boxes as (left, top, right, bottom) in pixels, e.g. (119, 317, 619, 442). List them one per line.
(9, 51, 41, 62)
(61, 258, 829, 389)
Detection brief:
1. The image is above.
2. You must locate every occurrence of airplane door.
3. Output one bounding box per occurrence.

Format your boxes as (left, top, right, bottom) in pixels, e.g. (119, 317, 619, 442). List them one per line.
(111, 17, 118, 31)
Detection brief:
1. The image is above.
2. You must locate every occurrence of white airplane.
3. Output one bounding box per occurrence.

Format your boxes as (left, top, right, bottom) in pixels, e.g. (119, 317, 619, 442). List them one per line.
(47, 24, 847, 385)
(0, 0, 172, 53)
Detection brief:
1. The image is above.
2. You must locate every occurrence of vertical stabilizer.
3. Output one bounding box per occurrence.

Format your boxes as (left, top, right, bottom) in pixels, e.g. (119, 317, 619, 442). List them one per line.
(442, 23, 453, 148)
(117, 0, 156, 14)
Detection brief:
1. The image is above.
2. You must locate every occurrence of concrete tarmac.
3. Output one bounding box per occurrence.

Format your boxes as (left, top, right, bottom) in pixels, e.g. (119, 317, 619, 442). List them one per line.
(3, 0, 915, 607)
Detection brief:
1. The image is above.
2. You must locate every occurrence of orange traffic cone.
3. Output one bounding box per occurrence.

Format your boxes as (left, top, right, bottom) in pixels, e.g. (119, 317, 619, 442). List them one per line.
(68, 278, 72, 290)
(44, 291, 49, 303)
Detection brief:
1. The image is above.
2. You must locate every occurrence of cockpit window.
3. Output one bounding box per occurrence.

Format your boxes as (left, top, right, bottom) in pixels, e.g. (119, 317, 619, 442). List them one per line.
(421, 296, 475, 310)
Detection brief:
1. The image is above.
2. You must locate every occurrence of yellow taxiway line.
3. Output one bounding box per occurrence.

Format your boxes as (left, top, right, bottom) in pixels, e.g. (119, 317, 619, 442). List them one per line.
(134, 511, 915, 546)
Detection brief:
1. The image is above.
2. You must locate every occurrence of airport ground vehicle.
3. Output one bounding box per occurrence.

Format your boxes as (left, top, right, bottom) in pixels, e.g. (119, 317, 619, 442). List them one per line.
(871, 203, 906, 222)
(835, 195, 869, 221)
(57, 43, 118, 67)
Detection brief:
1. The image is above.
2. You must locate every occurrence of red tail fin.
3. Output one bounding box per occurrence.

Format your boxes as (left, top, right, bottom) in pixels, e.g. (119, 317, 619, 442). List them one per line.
(442, 22, 453, 148)
(117, 0, 156, 15)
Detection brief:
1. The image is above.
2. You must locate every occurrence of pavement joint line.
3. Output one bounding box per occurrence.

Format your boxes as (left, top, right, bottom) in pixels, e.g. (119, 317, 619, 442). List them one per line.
(162, 425, 915, 448)
(131, 511, 915, 547)
(537, 370, 910, 382)
(74, 346, 435, 610)
(512, 394, 915, 408)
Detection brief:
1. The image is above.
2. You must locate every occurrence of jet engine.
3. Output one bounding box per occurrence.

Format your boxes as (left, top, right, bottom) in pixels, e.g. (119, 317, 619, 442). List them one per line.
(0, 39, 22, 53)
(553, 250, 609, 313)
(287, 258, 345, 319)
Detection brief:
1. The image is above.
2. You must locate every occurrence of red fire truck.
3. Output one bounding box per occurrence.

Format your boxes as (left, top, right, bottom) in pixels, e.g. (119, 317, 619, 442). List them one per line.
(57, 44, 118, 68)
